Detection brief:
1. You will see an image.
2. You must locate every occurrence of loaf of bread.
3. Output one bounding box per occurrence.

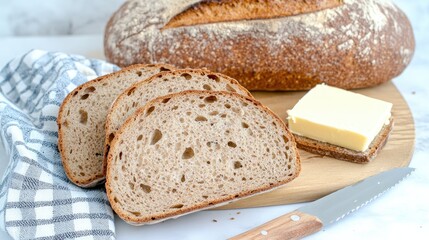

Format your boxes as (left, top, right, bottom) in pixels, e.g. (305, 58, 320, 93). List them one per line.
(104, 69, 252, 163)
(57, 64, 174, 187)
(104, 0, 415, 90)
(106, 90, 300, 225)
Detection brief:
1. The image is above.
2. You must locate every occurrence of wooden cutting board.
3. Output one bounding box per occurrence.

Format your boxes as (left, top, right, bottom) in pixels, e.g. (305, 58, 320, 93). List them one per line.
(217, 81, 415, 209)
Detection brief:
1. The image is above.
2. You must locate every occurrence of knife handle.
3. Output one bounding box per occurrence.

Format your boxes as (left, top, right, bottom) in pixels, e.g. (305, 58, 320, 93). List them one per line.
(229, 210, 323, 240)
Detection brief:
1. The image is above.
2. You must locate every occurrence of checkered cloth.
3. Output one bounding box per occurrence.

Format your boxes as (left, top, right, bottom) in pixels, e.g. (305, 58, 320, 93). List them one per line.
(0, 50, 120, 239)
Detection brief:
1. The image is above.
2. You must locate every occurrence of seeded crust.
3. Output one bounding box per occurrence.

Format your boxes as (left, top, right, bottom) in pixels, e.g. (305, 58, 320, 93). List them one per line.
(57, 64, 175, 187)
(292, 118, 394, 163)
(104, 69, 252, 165)
(106, 90, 300, 225)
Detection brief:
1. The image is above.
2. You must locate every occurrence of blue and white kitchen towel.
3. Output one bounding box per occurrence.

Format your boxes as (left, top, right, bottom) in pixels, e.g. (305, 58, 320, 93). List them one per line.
(0, 50, 119, 239)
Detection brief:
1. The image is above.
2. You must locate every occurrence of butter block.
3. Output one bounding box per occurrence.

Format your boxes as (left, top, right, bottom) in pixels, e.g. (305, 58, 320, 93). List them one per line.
(287, 84, 392, 152)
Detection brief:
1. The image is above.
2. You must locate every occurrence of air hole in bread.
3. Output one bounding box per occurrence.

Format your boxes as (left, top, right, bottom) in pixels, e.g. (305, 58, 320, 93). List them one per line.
(286, 145, 290, 151)
(209, 111, 218, 116)
(84, 86, 96, 93)
(79, 110, 88, 124)
(242, 122, 249, 128)
(119, 152, 122, 160)
(181, 174, 186, 182)
(162, 98, 171, 103)
(206, 161, 211, 165)
(242, 177, 246, 181)
(226, 84, 237, 92)
(69, 149, 73, 154)
(207, 74, 220, 82)
(234, 161, 243, 169)
(131, 211, 141, 216)
(203, 84, 212, 90)
(182, 147, 194, 159)
(66, 109, 70, 116)
(221, 114, 227, 118)
(204, 96, 217, 103)
(195, 116, 208, 122)
(113, 197, 119, 203)
(287, 164, 291, 170)
(150, 129, 162, 145)
(62, 120, 69, 128)
(282, 135, 289, 144)
(80, 94, 89, 100)
(140, 184, 152, 193)
(202, 195, 208, 199)
(172, 188, 177, 193)
(72, 91, 78, 97)
(137, 135, 143, 141)
(172, 106, 178, 110)
(225, 103, 231, 109)
(132, 102, 137, 107)
(227, 141, 237, 148)
(179, 118, 184, 123)
(170, 204, 184, 209)
(181, 73, 192, 80)
(284, 152, 288, 159)
(80, 172, 85, 176)
(136, 71, 142, 77)
(146, 106, 155, 116)
(108, 133, 115, 144)
(160, 67, 171, 72)
(127, 87, 136, 96)
(198, 104, 205, 108)
(128, 182, 135, 189)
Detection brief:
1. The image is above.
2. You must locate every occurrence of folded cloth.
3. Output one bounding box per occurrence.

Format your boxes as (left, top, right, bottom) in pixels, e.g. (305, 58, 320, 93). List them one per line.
(0, 50, 119, 240)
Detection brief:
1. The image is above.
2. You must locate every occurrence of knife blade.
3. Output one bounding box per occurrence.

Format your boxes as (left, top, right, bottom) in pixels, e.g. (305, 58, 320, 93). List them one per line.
(229, 167, 414, 240)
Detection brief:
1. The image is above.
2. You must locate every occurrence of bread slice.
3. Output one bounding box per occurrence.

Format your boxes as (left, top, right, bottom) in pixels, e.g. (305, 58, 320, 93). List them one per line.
(106, 90, 300, 225)
(57, 64, 175, 187)
(104, 69, 252, 164)
(292, 118, 394, 163)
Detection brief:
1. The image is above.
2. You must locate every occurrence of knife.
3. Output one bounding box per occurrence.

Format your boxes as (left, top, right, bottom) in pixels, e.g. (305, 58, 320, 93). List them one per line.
(229, 167, 414, 240)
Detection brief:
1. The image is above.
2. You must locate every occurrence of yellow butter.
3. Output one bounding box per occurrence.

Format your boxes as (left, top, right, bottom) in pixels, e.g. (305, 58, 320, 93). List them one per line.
(287, 84, 392, 152)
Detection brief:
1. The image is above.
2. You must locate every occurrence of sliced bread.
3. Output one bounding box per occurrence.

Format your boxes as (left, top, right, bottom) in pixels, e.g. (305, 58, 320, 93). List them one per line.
(292, 118, 394, 163)
(104, 69, 252, 164)
(57, 64, 175, 187)
(106, 90, 300, 225)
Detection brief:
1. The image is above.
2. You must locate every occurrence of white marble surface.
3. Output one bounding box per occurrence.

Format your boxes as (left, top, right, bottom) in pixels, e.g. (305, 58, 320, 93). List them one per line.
(0, 0, 125, 36)
(0, 1, 429, 240)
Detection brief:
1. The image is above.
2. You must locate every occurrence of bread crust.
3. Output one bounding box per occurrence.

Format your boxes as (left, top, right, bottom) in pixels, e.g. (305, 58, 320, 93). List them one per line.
(103, 68, 253, 170)
(292, 118, 394, 163)
(57, 64, 175, 187)
(106, 90, 301, 224)
(104, 0, 415, 90)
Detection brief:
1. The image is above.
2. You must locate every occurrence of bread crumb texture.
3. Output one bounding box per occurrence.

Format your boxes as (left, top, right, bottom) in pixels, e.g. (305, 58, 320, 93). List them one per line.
(106, 91, 299, 223)
(58, 64, 174, 186)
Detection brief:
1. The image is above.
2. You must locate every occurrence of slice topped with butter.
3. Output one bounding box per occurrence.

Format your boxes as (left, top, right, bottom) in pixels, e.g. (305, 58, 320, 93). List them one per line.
(287, 84, 393, 163)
